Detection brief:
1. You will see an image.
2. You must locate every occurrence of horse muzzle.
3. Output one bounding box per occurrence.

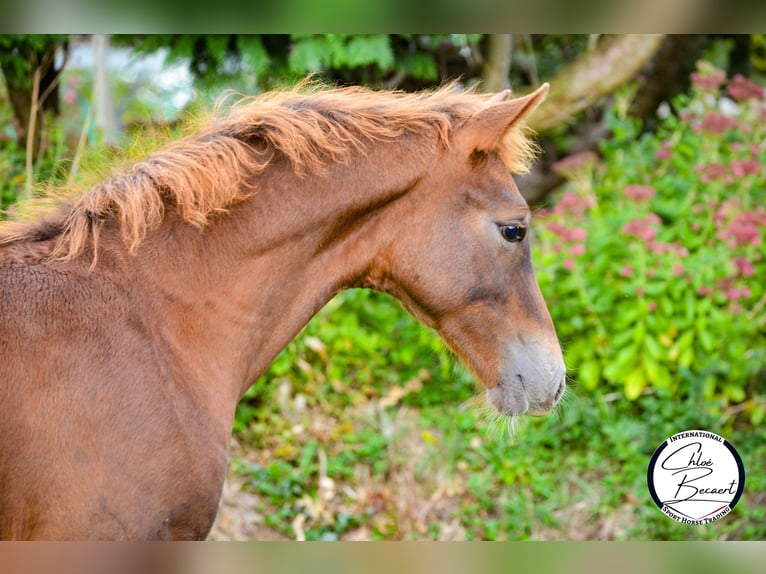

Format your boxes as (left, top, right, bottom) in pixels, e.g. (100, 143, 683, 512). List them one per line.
(486, 342, 566, 416)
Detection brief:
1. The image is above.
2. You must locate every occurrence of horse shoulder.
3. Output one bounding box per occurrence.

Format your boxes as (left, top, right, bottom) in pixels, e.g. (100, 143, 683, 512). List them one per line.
(0, 254, 226, 539)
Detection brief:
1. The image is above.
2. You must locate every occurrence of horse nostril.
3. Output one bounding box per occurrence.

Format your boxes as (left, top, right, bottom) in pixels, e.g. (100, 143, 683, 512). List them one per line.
(553, 378, 565, 403)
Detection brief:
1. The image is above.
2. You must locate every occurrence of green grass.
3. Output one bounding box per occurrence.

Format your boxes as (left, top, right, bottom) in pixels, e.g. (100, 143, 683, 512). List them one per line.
(229, 347, 766, 540)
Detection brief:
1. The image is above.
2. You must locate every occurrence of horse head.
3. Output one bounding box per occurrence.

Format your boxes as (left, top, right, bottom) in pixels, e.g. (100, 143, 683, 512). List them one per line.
(369, 85, 565, 417)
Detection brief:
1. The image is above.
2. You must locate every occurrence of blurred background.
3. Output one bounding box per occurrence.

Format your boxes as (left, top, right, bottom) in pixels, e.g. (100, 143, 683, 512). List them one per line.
(1, 34, 764, 540)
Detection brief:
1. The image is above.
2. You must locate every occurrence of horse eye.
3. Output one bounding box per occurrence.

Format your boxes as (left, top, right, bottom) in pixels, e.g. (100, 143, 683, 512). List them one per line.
(499, 224, 527, 243)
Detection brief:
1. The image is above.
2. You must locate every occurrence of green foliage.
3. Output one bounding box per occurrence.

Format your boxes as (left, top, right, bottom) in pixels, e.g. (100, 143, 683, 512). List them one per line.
(0, 106, 69, 210)
(0, 35, 67, 83)
(522, 35, 590, 81)
(235, 289, 471, 432)
(745, 34, 766, 75)
(288, 35, 394, 74)
(114, 34, 484, 94)
(0, 102, 25, 208)
(535, 63, 766, 414)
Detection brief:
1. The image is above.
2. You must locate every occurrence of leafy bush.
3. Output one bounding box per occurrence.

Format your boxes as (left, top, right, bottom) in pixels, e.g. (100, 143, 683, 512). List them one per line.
(534, 62, 766, 419)
(235, 289, 473, 431)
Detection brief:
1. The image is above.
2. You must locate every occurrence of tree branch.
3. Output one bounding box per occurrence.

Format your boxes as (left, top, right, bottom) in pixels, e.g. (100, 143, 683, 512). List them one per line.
(527, 34, 666, 132)
(22, 64, 41, 202)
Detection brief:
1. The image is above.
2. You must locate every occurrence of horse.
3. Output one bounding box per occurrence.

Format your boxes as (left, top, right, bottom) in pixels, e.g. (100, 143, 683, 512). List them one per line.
(0, 82, 565, 540)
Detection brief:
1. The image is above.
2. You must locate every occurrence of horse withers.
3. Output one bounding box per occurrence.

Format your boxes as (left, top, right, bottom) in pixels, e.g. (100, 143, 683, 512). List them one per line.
(0, 82, 564, 539)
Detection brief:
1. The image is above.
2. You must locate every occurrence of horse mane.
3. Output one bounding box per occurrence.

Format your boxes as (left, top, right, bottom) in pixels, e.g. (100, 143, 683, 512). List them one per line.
(0, 82, 538, 261)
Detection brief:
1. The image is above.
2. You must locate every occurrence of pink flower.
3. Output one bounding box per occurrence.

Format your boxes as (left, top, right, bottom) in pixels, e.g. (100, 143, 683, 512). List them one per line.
(547, 222, 569, 238)
(733, 256, 755, 277)
(696, 162, 728, 183)
(691, 69, 726, 92)
(563, 259, 575, 271)
(730, 158, 760, 178)
(554, 192, 594, 219)
(727, 212, 762, 247)
(622, 214, 661, 242)
(713, 197, 742, 225)
(674, 242, 689, 257)
(552, 151, 601, 176)
(717, 278, 734, 292)
(620, 266, 633, 277)
(698, 286, 713, 297)
(645, 240, 688, 259)
(569, 227, 587, 242)
(727, 74, 764, 101)
(655, 141, 673, 161)
(695, 112, 746, 135)
(725, 286, 752, 301)
(679, 111, 695, 122)
(569, 244, 585, 256)
(623, 184, 656, 203)
(63, 90, 77, 105)
(672, 263, 685, 277)
(729, 303, 743, 314)
(753, 207, 766, 226)
(547, 222, 588, 245)
(647, 240, 672, 255)
(698, 112, 739, 135)
(647, 302, 657, 313)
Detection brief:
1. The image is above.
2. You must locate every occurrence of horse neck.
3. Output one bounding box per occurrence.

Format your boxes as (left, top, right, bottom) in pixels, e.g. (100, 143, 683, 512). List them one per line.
(129, 137, 435, 404)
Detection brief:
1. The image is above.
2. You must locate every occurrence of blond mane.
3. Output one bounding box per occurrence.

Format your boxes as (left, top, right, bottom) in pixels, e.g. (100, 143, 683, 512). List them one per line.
(0, 83, 537, 261)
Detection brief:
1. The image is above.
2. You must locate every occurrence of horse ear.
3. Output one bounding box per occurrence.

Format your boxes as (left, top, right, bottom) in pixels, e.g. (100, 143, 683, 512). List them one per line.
(457, 83, 549, 153)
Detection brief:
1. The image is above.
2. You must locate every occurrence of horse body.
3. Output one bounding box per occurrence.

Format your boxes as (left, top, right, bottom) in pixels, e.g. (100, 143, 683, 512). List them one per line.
(0, 83, 564, 539)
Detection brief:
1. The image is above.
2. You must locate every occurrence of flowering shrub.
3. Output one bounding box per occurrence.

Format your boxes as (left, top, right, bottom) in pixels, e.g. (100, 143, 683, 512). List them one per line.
(534, 63, 766, 421)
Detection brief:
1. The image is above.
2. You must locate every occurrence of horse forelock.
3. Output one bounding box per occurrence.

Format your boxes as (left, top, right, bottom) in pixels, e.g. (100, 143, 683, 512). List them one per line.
(0, 82, 537, 261)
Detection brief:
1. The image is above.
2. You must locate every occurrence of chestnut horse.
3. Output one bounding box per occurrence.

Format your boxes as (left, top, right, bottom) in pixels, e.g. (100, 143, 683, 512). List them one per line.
(0, 82, 564, 540)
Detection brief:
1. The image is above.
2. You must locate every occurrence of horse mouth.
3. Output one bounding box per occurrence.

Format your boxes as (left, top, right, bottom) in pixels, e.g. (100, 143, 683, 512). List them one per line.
(486, 372, 566, 417)
(526, 377, 566, 416)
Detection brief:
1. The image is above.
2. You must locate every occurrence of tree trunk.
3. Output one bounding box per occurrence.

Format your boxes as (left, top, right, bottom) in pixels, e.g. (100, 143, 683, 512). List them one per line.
(481, 34, 513, 92)
(629, 35, 713, 124)
(92, 34, 120, 144)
